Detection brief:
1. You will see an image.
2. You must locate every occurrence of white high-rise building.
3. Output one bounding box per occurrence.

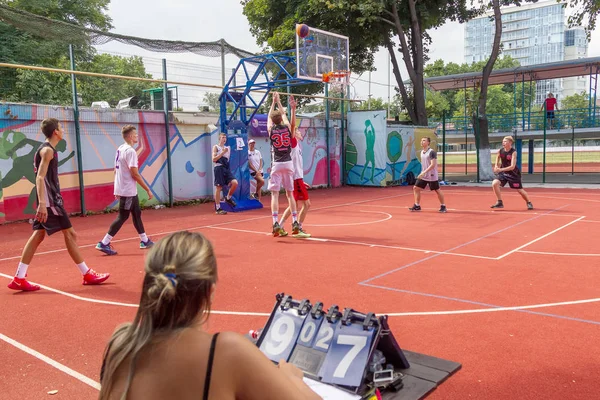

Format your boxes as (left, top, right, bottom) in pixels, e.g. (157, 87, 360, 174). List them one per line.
(464, 0, 588, 105)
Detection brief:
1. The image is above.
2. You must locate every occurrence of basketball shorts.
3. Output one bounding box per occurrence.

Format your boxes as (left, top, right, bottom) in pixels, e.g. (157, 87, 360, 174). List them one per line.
(415, 179, 440, 191)
(268, 161, 294, 192)
(214, 166, 235, 187)
(293, 178, 309, 201)
(32, 205, 72, 236)
(497, 172, 523, 189)
(118, 195, 141, 212)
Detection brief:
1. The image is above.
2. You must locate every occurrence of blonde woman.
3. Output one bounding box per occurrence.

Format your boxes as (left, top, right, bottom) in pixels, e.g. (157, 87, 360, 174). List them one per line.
(99, 231, 319, 400)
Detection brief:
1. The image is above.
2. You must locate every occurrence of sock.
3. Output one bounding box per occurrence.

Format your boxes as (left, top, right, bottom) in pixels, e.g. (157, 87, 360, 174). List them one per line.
(139, 233, 148, 242)
(272, 212, 278, 224)
(101, 234, 113, 246)
(15, 262, 29, 279)
(292, 211, 298, 223)
(299, 222, 303, 229)
(77, 262, 90, 275)
(415, 203, 420, 206)
(441, 204, 445, 207)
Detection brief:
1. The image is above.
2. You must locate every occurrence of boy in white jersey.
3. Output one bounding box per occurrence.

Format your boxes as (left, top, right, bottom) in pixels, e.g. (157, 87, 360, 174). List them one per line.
(248, 139, 264, 200)
(96, 125, 154, 255)
(408, 137, 447, 213)
(279, 95, 310, 238)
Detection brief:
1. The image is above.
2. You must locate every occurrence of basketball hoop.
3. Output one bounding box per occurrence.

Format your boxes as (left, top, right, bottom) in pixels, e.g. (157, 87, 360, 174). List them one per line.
(322, 70, 350, 93)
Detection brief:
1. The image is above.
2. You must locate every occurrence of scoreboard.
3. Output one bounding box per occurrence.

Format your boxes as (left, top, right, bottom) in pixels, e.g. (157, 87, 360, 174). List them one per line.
(256, 294, 410, 397)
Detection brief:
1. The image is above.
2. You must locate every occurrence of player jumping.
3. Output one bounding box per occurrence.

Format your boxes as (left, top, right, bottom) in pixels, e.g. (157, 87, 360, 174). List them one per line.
(7, 118, 110, 291)
(267, 92, 299, 236)
(279, 95, 311, 238)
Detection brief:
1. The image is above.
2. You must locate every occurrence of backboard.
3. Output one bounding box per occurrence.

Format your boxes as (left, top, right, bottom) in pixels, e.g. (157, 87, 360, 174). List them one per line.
(296, 24, 350, 82)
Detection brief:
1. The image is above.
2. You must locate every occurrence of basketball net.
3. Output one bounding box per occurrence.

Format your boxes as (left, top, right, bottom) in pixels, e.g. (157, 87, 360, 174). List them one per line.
(322, 70, 350, 94)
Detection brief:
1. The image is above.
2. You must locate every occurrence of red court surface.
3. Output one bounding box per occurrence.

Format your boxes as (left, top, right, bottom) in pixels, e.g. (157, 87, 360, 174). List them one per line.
(1, 185, 600, 399)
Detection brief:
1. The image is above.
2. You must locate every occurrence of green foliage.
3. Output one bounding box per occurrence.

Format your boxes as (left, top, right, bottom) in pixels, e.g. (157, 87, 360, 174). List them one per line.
(0, 1, 150, 106)
(561, 91, 589, 110)
(567, 0, 600, 39)
(424, 55, 535, 119)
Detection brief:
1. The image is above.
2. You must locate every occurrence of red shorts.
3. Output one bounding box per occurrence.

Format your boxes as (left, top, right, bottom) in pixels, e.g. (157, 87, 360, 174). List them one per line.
(293, 178, 309, 201)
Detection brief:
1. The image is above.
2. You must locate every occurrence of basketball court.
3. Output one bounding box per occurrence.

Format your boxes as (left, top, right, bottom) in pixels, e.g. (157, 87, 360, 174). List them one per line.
(2, 185, 600, 399)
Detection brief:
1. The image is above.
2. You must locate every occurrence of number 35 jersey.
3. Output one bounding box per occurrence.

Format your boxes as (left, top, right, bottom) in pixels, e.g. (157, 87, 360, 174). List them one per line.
(270, 124, 292, 163)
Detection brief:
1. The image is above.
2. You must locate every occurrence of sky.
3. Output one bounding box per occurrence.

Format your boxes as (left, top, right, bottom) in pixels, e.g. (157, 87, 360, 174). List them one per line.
(96, 0, 600, 111)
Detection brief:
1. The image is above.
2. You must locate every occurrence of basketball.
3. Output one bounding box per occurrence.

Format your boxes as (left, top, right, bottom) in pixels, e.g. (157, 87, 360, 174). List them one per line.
(296, 24, 309, 38)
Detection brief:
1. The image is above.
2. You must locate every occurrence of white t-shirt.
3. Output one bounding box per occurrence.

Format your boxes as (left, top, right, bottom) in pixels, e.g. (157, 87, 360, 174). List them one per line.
(114, 143, 139, 197)
(248, 149, 263, 173)
(291, 143, 303, 180)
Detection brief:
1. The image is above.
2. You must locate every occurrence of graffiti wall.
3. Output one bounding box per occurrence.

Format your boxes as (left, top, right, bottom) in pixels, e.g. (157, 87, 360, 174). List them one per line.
(248, 114, 343, 190)
(0, 104, 342, 223)
(345, 110, 438, 187)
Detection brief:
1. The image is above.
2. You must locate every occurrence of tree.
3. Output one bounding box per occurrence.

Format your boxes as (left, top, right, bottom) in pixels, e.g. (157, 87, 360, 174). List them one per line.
(567, 0, 600, 39)
(7, 53, 153, 107)
(201, 92, 220, 111)
(0, 0, 112, 101)
(241, 0, 476, 126)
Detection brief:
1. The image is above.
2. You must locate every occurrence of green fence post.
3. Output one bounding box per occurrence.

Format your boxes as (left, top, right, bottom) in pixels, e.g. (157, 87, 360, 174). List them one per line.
(341, 90, 345, 186)
(475, 108, 480, 183)
(442, 111, 446, 182)
(69, 45, 86, 215)
(543, 100, 547, 183)
(571, 126, 575, 175)
(325, 84, 331, 188)
(162, 59, 174, 207)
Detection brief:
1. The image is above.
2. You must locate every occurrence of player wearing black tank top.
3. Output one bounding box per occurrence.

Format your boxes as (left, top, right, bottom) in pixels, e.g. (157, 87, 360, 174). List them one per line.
(7, 118, 110, 292)
(490, 136, 533, 210)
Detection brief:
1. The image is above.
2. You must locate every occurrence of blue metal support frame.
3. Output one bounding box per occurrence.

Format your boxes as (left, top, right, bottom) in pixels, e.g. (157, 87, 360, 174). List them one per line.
(219, 51, 315, 133)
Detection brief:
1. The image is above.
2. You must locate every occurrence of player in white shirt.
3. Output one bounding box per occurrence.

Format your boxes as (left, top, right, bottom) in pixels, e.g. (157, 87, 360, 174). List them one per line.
(96, 125, 155, 255)
(279, 96, 311, 238)
(248, 139, 264, 200)
(408, 137, 447, 213)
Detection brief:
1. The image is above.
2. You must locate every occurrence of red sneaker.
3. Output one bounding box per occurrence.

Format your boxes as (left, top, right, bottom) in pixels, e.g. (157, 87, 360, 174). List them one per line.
(82, 269, 110, 285)
(7, 277, 41, 292)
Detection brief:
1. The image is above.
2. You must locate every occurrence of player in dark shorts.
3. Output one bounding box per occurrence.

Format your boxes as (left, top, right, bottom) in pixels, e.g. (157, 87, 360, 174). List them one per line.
(212, 133, 238, 215)
(408, 137, 447, 213)
(7, 118, 110, 292)
(491, 136, 533, 210)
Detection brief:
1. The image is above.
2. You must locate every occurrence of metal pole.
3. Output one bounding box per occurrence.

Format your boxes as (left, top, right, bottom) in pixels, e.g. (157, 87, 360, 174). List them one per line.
(543, 99, 547, 183)
(325, 83, 331, 188)
(528, 79, 532, 130)
(221, 41, 225, 87)
(69, 45, 86, 216)
(387, 53, 391, 118)
(521, 74, 525, 135)
(571, 126, 575, 175)
(464, 81, 467, 176)
(368, 70, 372, 110)
(162, 59, 174, 206)
(341, 90, 346, 185)
(442, 111, 446, 181)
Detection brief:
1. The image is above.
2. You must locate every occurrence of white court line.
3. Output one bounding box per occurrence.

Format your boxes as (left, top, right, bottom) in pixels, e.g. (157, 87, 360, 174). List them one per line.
(365, 204, 585, 218)
(0, 332, 101, 390)
(518, 250, 600, 257)
(308, 211, 392, 227)
(382, 297, 600, 316)
(0, 272, 270, 316)
(3, 270, 599, 318)
(206, 226, 496, 260)
(0, 192, 413, 264)
(446, 190, 600, 203)
(495, 216, 585, 260)
(579, 219, 600, 223)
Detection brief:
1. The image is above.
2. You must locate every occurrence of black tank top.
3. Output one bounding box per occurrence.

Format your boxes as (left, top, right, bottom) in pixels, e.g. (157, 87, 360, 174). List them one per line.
(270, 124, 292, 163)
(499, 148, 520, 176)
(34, 142, 63, 207)
(203, 333, 219, 400)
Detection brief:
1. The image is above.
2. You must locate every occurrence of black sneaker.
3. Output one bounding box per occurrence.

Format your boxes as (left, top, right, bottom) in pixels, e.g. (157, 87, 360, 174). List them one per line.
(292, 221, 300, 235)
(408, 204, 421, 211)
(439, 205, 447, 213)
(527, 202, 533, 210)
(272, 222, 281, 237)
(490, 202, 504, 209)
(225, 196, 237, 208)
(215, 208, 227, 215)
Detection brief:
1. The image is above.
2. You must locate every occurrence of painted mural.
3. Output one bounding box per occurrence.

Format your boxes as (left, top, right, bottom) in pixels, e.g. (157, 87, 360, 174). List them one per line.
(345, 110, 438, 187)
(0, 104, 342, 223)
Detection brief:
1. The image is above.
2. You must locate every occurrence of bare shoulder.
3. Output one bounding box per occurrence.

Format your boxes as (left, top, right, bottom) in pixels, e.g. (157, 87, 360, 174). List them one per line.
(215, 331, 255, 355)
(40, 146, 53, 159)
